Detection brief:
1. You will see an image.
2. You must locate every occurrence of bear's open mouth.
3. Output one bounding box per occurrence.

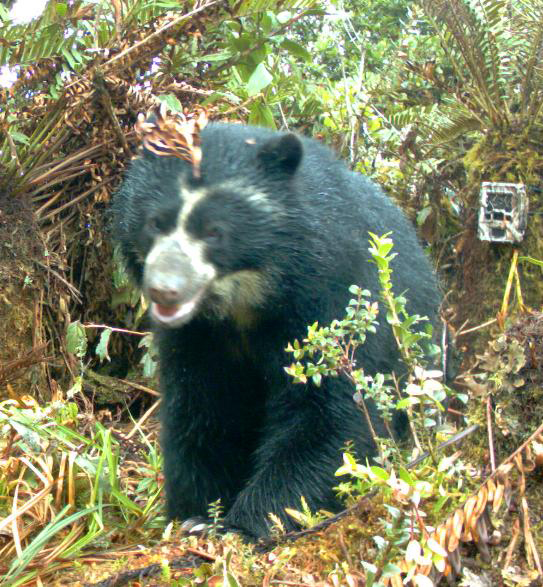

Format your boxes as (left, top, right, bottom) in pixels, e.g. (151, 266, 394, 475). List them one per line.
(151, 288, 206, 326)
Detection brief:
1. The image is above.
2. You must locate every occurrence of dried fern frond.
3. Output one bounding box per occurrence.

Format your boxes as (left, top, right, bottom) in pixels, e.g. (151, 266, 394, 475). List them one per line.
(385, 422, 543, 586)
(135, 105, 208, 177)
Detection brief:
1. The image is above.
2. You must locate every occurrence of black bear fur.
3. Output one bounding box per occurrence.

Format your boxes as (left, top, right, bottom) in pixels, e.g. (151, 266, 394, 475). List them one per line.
(112, 123, 440, 538)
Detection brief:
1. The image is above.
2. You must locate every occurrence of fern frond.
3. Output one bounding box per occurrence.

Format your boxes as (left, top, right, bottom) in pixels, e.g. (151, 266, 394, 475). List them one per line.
(420, 0, 511, 128)
(389, 100, 481, 147)
(234, 0, 318, 14)
(425, 100, 483, 144)
(389, 104, 437, 131)
(514, 1, 543, 121)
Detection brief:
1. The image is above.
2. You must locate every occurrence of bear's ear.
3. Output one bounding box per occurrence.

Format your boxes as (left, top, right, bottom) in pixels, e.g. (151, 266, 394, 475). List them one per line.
(257, 133, 303, 177)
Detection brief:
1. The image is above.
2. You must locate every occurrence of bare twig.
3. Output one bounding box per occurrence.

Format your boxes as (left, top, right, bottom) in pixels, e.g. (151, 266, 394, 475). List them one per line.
(96, 75, 131, 154)
(32, 167, 93, 202)
(125, 399, 161, 440)
(456, 317, 497, 337)
(119, 379, 159, 398)
(34, 260, 82, 302)
(502, 518, 520, 569)
(407, 424, 479, 467)
(521, 495, 543, 576)
(27, 143, 104, 186)
(83, 323, 150, 337)
(487, 395, 496, 472)
(39, 177, 116, 223)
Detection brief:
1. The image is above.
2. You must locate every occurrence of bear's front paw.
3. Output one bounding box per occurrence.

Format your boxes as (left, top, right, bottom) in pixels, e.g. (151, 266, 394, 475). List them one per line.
(224, 502, 282, 540)
(180, 516, 255, 541)
(180, 517, 209, 536)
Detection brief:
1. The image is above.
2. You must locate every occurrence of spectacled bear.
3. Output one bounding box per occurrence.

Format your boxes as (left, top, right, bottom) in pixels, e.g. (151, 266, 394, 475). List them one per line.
(112, 122, 440, 539)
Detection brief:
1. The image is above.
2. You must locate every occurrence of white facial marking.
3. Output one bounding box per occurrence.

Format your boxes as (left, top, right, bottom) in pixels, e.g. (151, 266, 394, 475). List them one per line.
(172, 228, 217, 280)
(159, 186, 217, 281)
(212, 179, 283, 216)
(145, 235, 172, 265)
(179, 187, 208, 225)
(246, 191, 277, 213)
(144, 230, 216, 281)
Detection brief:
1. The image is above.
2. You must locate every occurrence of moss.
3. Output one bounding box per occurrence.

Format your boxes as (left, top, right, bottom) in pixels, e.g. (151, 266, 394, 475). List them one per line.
(466, 312, 543, 458)
(449, 132, 543, 361)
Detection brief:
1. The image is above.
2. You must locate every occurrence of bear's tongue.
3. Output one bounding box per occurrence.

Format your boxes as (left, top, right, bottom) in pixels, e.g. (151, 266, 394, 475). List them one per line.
(154, 304, 179, 317)
(150, 287, 207, 325)
(151, 296, 200, 325)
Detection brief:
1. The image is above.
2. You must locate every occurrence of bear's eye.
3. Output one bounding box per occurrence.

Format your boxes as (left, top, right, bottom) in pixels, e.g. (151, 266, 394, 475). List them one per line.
(145, 215, 167, 234)
(202, 224, 224, 245)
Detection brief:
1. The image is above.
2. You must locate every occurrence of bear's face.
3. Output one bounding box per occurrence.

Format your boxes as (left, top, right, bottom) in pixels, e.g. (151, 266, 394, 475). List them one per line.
(125, 130, 304, 328)
(142, 182, 278, 327)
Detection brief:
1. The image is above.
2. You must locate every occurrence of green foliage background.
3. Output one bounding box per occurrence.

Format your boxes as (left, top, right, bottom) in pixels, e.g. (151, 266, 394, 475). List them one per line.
(1, 0, 542, 391)
(1, 1, 543, 584)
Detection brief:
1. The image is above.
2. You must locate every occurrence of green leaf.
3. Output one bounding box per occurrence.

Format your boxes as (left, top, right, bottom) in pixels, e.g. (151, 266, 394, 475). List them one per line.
(223, 572, 242, 587)
(366, 116, 382, 132)
(140, 350, 157, 378)
(9, 131, 30, 144)
(519, 255, 543, 268)
(432, 495, 449, 513)
(361, 560, 377, 581)
(61, 46, 76, 69)
(396, 397, 420, 409)
(248, 100, 276, 128)
(66, 321, 87, 359)
(247, 46, 268, 67)
(247, 63, 273, 96)
(138, 333, 154, 350)
(95, 328, 112, 362)
(280, 39, 311, 61)
(417, 206, 432, 226)
(381, 563, 403, 578)
(201, 51, 232, 62)
(369, 466, 389, 480)
(67, 376, 83, 398)
(398, 466, 414, 486)
(56, 3, 68, 17)
(158, 93, 183, 112)
(5, 506, 98, 582)
(260, 12, 274, 34)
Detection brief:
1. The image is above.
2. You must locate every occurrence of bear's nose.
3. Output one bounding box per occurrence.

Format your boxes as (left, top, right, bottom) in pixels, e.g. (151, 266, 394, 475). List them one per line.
(148, 286, 182, 306)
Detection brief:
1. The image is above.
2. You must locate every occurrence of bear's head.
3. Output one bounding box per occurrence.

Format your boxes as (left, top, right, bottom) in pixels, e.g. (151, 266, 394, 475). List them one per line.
(115, 125, 304, 328)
